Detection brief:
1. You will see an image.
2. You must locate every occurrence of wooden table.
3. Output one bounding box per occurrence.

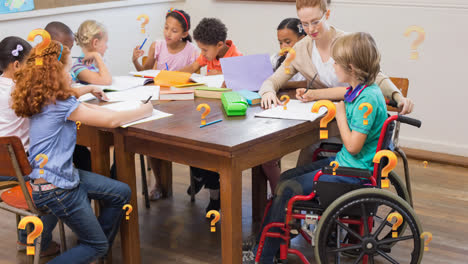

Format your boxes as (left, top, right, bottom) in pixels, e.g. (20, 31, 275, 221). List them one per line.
(108, 98, 339, 263)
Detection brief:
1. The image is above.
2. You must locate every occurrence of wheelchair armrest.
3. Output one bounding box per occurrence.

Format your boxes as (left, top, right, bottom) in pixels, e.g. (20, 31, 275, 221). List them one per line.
(318, 142, 342, 152)
(322, 166, 372, 178)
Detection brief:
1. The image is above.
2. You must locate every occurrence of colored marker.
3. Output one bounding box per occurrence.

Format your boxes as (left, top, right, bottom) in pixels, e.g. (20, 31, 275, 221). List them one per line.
(139, 37, 148, 50)
(165, 63, 169, 70)
(200, 119, 222, 128)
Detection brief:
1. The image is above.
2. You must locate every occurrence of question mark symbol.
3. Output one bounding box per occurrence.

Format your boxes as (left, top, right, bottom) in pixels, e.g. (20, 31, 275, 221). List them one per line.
(280, 95, 290, 110)
(18, 216, 43, 255)
(423, 161, 428, 168)
(386, 212, 403, 238)
(420, 232, 433, 251)
(76, 121, 81, 130)
(206, 210, 221, 232)
(137, 14, 150, 34)
(27, 29, 51, 66)
(404, 26, 425, 60)
(329, 161, 339, 175)
(358, 102, 373, 125)
(35, 154, 48, 175)
(279, 47, 296, 74)
(122, 204, 133, 220)
(311, 100, 336, 139)
(373, 150, 397, 188)
(197, 103, 211, 126)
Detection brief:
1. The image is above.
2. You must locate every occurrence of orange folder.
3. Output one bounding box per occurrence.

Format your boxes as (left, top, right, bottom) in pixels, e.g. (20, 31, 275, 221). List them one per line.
(153, 70, 192, 87)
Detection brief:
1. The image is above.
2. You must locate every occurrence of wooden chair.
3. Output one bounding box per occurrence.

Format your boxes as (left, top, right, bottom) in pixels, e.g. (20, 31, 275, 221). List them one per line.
(0, 136, 67, 264)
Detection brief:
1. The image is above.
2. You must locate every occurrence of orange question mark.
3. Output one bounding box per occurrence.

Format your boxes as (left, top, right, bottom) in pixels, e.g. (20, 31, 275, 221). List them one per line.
(206, 210, 221, 232)
(122, 204, 133, 220)
(76, 121, 81, 130)
(18, 216, 43, 255)
(387, 212, 403, 238)
(137, 14, 150, 34)
(373, 150, 397, 188)
(311, 100, 336, 139)
(420, 232, 433, 251)
(280, 95, 290, 110)
(329, 161, 339, 175)
(27, 29, 51, 66)
(358, 102, 373, 125)
(279, 47, 296, 74)
(404, 26, 425, 60)
(197, 104, 211, 126)
(35, 154, 48, 175)
(423, 161, 428, 168)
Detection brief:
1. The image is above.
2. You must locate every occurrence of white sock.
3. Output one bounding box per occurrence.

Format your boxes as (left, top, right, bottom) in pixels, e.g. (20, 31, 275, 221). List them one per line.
(209, 189, 220, 200)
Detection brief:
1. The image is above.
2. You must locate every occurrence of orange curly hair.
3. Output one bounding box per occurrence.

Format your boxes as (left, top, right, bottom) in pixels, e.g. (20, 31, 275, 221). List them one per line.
(11, 40, 78, 118)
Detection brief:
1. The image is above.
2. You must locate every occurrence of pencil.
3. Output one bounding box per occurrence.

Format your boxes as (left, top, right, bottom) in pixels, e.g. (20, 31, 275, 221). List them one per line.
(144, 96, 152, 104)
(303, 73, 318, 99)
(139, 38, 148, 50)
(200, 119, 222, 128)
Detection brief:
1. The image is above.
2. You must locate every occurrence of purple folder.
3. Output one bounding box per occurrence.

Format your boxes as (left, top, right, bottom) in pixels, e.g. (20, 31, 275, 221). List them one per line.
(220, 53, 274, 91)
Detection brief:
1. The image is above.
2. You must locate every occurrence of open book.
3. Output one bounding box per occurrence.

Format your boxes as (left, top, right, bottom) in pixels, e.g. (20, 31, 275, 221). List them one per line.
(102, 101, 172, 128)
(75, 76, 150, 92)
(255, 100, 332, 121)
(131, 70, 225, 88)
(129, 70, 161, 78)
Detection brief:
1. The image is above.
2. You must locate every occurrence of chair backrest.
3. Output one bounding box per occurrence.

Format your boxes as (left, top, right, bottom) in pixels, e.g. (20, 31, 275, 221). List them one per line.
(387, 77, 409, 112)
(0, 136, 39, 214)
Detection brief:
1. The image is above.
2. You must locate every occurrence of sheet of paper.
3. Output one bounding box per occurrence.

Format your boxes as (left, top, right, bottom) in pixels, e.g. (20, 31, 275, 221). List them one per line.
(129, 70, 161, 78)
(190, 73, 225, 88)
(220, 54, 273, 91)
(106, 86, 159, 102)
(93, 76, 149, 92)
(255, 100, 332, 121)
(102, 101, 172, 128)
(77, 93, 96, 102)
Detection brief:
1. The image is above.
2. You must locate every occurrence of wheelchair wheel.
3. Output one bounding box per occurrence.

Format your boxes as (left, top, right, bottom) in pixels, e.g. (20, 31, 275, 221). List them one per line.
(314, 188, 424, 264)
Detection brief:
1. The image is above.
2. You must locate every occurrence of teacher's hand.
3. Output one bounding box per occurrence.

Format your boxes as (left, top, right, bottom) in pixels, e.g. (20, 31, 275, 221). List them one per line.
(394, 94, 414, 115)
(261, 92, 281, 109)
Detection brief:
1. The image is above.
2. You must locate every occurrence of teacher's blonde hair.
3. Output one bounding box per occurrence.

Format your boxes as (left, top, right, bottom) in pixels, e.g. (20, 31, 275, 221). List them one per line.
(331, 32, 381, 86)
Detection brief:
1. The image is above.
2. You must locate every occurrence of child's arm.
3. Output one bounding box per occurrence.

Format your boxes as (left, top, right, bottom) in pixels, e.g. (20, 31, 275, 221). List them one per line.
(179, 61, 201, 73)
(335, 101, 367, 155)
(74, 86, 109, 101)
(68, 102, 153, 128)
(77, 52, 112, 85)
(296, 87, 348, 102)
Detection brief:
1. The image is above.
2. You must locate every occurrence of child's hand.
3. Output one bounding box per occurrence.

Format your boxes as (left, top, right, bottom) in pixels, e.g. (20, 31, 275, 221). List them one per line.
(140, 101, 154, 116)
(207, 69, 222, 76)
(82, 52, 99, 66)
(296, 88, 316, 102)
(335, 101, 346, 121)
(132, 46, 145, 63)
(89, 86, 109, 101)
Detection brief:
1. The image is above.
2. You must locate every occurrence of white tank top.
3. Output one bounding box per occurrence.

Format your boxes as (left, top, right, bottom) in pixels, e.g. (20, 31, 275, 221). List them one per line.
(312, 40, 348, 88)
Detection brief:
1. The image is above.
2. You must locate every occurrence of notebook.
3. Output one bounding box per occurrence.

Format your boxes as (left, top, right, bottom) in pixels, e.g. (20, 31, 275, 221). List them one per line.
(101, 101, 172, 128)
(153, 70, 192, 87)
(220, 53, 273, 91)
(255, 100, 332, 121)
(160, 89, 194, 100)
(190, 73, 225, 88)
(129, 70, 161, 78)
(194, 87, 232, 99)
(97, 76, 150, 92)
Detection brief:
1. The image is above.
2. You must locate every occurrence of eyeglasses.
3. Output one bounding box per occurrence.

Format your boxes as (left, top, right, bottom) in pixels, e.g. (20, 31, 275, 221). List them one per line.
(301, 12, 327, 29)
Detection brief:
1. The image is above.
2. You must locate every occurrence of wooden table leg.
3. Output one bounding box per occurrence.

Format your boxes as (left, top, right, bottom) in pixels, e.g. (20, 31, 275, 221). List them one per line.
(219, 158, 242, 264)
(252, 165, 268, 223)
(114, 133, 141, 264)
(158, 159, 173, 198)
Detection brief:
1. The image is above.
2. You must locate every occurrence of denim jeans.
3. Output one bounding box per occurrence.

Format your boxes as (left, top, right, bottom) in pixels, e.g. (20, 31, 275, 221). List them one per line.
(32, 169, 131, 264)
(257, 157, 367, 264)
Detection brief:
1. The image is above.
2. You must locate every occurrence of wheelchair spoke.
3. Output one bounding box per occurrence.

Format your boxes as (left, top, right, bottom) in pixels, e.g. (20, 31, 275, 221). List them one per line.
(351, 251, 365, 264)
(361, 203, 369, 235)
(372, 210, 394, 239)
(377, 249, 400, 264)
(377, 235, 414, 245)
(334, 218, 363, 241)
(327, 244, 362, 254)
(368, 254, 375, 264)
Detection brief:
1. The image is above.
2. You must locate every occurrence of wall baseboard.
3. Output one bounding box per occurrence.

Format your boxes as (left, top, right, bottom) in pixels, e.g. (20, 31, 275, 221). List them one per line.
(401, 147, 468, 168)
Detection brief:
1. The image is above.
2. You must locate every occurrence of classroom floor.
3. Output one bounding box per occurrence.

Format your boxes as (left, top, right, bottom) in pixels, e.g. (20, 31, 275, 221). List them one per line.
(0, 150, 467, 264)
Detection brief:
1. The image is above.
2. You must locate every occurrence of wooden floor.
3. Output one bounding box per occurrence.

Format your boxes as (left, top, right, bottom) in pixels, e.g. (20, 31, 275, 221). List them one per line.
(0, 151, 467, 264)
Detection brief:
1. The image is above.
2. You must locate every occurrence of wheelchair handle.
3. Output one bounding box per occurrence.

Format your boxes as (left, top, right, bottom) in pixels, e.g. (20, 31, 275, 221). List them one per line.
(397, 115, 422, 128)
(387, 99, 398, 108)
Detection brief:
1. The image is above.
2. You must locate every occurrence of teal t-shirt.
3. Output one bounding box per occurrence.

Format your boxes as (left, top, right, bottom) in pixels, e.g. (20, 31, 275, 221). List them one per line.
(335, 83, 387, 171)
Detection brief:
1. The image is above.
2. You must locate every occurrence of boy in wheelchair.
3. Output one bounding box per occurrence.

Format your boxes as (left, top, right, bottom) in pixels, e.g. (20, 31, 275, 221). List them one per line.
(243, 32, 389, 264)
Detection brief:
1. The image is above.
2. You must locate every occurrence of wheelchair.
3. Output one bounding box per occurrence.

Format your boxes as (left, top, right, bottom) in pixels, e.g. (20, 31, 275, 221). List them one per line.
(254, 114, 424, 264)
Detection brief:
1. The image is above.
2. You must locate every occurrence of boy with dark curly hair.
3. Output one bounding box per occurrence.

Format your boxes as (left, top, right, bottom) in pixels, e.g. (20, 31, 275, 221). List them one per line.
(180, 17, 242, 75)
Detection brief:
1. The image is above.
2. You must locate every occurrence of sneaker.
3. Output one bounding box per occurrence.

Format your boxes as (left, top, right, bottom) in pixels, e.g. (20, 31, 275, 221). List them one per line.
(242, 249, 256, 264)
(205, 198, 220, 213)
(149, 186, 163, 201)
(243, 235, 257, 251)
(186, 176, 206, 196)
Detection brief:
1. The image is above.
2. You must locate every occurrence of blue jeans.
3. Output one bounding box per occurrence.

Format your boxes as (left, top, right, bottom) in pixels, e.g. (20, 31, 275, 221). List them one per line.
(0, 176, 57, 249)
(32, 169, 131, 264)
(257, 157, 367, 264)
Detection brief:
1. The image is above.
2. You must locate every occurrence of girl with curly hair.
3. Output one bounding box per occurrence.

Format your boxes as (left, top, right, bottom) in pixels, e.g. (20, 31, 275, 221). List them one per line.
(11, 40, 153, 263)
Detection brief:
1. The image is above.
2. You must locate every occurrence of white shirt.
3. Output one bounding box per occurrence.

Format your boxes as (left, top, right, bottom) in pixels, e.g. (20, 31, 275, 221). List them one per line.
(270, 53, 306, 82)
(0, 76, 29, 151)
(311, 40, 348, 88)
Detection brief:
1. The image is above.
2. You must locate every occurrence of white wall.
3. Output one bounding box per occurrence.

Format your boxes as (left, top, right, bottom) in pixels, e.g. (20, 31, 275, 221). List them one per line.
(183, 0, 468, 157)
(0, 0, 466, 156)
